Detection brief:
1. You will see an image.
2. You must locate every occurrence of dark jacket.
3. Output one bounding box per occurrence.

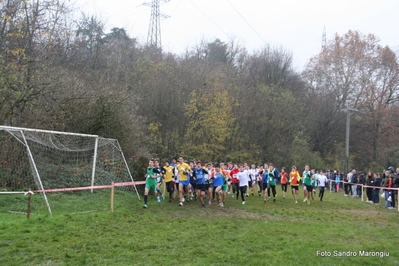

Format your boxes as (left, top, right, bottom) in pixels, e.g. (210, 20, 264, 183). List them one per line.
(393, 174, 399, 188)
(351, 173, 358, 184)
(359, 174, 366, 185)
(374, 176, 382, 188)
(366, 176, 374, 186)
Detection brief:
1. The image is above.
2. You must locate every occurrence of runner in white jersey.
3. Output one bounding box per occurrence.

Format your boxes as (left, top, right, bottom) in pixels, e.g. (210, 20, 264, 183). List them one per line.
(317, 170, 328, 201)
(248, 164, 257, 196)
(237, 164, 250, 204)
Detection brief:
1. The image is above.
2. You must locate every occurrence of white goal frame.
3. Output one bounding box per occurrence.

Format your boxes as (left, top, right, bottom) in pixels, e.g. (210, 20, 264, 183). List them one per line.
(0, 125, 140, 215)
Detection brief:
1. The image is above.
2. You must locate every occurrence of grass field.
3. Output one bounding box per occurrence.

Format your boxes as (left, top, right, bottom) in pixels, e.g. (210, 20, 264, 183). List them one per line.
(0, 187, 398, 266)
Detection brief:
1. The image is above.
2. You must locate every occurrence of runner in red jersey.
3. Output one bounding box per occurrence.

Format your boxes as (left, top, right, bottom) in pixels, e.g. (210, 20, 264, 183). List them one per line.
(280, 167, 288, 199)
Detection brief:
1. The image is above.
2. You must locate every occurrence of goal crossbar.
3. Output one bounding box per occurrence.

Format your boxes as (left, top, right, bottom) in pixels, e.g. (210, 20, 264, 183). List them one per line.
(0, 125, 99, 138)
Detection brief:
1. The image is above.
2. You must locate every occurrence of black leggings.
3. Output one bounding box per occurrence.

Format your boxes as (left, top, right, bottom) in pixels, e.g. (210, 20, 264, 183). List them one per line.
(258, 182, 263, 193)
(366, 188, 373, 201)
(269, 185, 276, 198)
(240, 186, 247, 201)
(262, 183, 270, 196)
(344, 183, 351, 195)
(166, 181, 174, 199)
(319, 186, 325, 200)
(232, 183, 240, 198)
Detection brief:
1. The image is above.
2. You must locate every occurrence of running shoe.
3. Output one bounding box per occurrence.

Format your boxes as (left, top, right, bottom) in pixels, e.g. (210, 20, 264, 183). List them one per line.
(179, 202, 183, 206)
(143, 204, 148, 209)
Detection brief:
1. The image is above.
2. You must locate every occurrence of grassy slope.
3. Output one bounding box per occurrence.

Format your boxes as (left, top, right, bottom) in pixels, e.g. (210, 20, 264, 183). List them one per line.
(0, 189, 398, 266)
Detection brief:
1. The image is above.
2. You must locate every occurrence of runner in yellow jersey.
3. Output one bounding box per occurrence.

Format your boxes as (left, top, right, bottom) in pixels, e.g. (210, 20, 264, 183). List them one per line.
(176, 156, 191, 206)
(162, 160, 175, 202)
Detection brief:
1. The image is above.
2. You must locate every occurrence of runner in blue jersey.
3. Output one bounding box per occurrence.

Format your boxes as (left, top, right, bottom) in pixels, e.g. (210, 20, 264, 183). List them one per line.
(211, 163, 225, 207)
(192, 161, 208, 207)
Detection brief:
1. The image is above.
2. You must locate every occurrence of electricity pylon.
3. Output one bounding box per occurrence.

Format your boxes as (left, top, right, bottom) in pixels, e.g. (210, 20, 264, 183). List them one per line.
(322, 26, 326, 49)
(145, 0, 170, 48)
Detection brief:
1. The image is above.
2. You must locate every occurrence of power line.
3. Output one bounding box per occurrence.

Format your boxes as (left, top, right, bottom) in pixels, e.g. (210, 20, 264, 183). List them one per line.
(169, 0, 182, 17)
(225, 0, 268, 46)
(188, 0, 229, 39)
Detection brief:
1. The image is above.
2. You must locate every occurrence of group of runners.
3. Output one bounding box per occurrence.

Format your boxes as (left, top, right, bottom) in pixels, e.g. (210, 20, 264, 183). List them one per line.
(142, 156, 331, 209)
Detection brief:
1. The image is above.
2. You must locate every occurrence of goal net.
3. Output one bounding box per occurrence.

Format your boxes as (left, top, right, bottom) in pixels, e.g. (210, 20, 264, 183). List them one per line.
(0, 126, 140, 215)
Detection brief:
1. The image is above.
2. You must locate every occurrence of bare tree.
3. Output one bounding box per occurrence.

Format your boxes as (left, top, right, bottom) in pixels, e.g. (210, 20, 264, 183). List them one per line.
(302, 30, 399, 169)
(0, 0, 73, 126)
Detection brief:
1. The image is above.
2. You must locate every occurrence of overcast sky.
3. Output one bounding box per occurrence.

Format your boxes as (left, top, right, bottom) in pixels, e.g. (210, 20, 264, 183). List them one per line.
(75, 0, 399, 70)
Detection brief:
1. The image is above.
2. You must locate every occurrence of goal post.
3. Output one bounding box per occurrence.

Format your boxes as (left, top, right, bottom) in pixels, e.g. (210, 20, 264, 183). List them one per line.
(0, 125, 141, 215)
(20, 129, 51, 215)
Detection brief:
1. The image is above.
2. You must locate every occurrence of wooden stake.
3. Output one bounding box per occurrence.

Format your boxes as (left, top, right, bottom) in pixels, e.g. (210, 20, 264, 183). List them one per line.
(27, 193, 32, 219)
(110, 182, 114, 212)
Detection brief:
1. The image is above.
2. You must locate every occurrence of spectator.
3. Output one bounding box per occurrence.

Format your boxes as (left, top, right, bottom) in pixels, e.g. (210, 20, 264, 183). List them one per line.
(335, 171, 341, 192)
(365, 171, 374, 203)
(326, 170, 333, 190)
(393, 167, 399, 209)
(331, 170, 337, 191)
(372, 172, 381, 205)
(345, 170, 353, 196)
(388, 166, 396, 209)
(357, 172, 366, 198)
(381, 170, 393, 209)
(351, 170, 358, 198)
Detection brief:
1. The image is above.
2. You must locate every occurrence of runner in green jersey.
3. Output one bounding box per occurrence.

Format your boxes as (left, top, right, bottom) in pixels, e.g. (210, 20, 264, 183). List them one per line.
(302, 165, 312, 204)
(310, 169, 316, 200)
(143, 159, 161, 209)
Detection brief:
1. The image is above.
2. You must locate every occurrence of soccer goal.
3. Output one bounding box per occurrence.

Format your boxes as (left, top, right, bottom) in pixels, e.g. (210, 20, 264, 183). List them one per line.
(0, 125, 140, 215)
